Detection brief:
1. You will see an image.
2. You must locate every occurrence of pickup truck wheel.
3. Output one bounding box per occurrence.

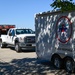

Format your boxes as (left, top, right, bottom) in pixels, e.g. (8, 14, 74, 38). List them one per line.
(0, 41, 4, 48)
(15, 43, 21, 52)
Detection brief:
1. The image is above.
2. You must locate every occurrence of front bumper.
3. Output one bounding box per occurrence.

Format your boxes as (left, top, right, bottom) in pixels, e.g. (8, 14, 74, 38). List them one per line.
(19, 42, 35, 50)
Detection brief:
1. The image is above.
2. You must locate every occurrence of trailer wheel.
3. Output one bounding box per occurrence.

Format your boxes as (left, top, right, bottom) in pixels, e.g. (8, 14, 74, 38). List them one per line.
(65, 58, 74, 73)
(15, 43, 21, 52)
(52, 55, 62, 69)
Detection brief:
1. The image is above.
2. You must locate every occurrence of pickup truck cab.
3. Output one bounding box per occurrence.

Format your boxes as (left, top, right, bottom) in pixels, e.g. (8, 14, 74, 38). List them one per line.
(0, 28, 35, 52)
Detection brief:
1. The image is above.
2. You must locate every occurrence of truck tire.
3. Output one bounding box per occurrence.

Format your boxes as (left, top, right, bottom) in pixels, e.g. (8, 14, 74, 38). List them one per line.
(52, 55, 62, 69)
(15, 43, 21, 52)
(65, 58, 74, 73)
(0, 41, 3, 48)
(0, 41, 7, 48)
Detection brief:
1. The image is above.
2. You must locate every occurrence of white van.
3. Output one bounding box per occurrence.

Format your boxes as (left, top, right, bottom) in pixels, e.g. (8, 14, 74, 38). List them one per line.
(35, 10, 75, 73)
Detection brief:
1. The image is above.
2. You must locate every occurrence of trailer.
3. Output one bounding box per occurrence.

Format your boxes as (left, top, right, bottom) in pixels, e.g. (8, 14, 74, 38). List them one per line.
(0, 25, 15, 36)
(35, 10, 75, 72)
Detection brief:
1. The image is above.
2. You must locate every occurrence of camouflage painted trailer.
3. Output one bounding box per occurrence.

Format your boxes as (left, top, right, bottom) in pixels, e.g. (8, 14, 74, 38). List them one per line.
(35, 10, 75, 73)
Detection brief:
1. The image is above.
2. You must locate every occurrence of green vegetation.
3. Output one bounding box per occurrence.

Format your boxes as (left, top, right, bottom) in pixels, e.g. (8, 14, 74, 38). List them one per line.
(50, 0, 75, 11)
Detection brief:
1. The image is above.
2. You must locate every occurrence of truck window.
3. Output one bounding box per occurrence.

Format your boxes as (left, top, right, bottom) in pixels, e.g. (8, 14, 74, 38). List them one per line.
(8, 29, 12, 36)
(16, 29, 34, 35)
(11, 29, 15, 36)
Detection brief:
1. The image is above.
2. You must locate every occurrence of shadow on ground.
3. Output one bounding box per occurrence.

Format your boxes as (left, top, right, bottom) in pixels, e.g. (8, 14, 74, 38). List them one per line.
(8, 46, 35, 52)
(0, 58, 74, 75)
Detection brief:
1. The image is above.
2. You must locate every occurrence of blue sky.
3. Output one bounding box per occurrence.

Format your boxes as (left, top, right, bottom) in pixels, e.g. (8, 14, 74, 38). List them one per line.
(0, 0, 74, 31)
(0, 0, 53, 30)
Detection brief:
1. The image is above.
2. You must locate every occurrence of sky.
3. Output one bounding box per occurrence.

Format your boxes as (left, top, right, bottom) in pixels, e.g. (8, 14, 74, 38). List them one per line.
(0, 0, 53, 31)
(0, 0, 74, 31)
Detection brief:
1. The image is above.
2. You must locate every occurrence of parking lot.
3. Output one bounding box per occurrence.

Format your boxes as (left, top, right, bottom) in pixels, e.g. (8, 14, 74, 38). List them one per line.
(0, 47, 74, 75)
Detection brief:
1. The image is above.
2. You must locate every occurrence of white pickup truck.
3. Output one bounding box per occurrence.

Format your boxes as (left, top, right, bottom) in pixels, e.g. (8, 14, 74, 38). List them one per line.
(0, 28, 35, 52)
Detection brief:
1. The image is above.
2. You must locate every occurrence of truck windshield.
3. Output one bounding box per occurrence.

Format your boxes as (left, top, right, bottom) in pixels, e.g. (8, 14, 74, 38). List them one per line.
(16, 29, 34, 35)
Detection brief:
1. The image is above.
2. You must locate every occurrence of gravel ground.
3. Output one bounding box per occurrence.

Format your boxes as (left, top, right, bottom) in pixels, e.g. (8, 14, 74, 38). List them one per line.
(0, 47, 74, 75)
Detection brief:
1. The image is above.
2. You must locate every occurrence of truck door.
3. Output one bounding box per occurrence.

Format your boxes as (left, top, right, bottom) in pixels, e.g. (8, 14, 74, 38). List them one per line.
(6, 29, 12, 44)
(10, 29, 15, 45)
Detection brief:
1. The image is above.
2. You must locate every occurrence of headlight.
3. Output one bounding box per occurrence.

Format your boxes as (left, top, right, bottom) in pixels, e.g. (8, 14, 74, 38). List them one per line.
(19, 37, 24, 42)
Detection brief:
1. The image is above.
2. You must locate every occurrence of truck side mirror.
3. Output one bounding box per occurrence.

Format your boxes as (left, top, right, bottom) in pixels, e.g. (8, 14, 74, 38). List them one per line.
(9, 32, 12, 36)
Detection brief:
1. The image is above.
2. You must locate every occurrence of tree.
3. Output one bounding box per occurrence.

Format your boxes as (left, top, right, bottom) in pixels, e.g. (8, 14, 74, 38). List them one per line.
(50, 0, 75, 11)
